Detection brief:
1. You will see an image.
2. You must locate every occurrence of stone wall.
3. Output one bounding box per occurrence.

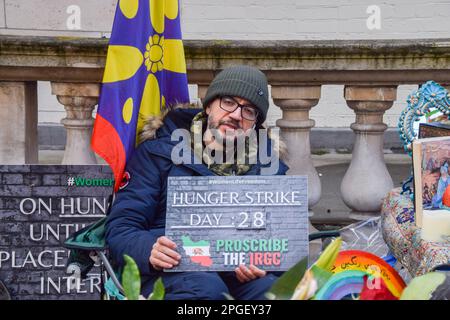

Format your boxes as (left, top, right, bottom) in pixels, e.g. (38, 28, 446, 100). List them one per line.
(1, 0, 449, 138)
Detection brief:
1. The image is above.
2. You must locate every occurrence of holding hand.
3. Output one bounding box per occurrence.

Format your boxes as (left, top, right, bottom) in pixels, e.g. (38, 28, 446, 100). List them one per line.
(150, 236, 181, 270)
(235, 264, 267, 283)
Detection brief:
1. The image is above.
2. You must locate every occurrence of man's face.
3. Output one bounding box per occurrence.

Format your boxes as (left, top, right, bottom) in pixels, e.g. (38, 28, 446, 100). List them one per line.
(205, 96, 257, 139)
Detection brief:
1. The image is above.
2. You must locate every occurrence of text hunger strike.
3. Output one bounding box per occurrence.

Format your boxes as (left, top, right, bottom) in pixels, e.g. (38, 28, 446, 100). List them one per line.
(172, 191, 302, 206)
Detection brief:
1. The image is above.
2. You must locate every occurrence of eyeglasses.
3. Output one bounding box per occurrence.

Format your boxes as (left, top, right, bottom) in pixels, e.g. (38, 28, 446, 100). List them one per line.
(219, 96, 259, 121)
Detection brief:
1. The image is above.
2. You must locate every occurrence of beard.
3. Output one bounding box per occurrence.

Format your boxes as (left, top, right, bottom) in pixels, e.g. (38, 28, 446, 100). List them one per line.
(202, 116, 259, 165)
(204, 117, 245, 154)
(209, 118, 240, 129)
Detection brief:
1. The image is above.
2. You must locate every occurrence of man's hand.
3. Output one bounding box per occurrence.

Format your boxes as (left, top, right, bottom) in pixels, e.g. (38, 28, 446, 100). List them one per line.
(235, 264, 267, 283)
(149, 236, 181, 271)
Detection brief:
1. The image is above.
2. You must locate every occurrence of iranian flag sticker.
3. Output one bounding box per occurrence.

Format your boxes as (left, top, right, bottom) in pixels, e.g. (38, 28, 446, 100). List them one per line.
(181, 236, 213, 267)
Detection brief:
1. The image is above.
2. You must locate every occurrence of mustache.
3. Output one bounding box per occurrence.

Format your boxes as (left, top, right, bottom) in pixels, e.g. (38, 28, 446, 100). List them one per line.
(218, 119, 241, 129)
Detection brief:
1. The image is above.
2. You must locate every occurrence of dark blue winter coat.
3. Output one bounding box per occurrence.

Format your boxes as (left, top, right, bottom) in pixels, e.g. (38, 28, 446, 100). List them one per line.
(105, 108, 289, 286)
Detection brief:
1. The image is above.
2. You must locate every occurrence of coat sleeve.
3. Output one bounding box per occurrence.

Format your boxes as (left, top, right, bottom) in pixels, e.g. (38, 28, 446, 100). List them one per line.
(105, 143, 170, 276)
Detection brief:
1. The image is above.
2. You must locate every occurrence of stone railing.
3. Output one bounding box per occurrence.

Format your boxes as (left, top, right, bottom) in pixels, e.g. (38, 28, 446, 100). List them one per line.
(1, 36, 450, 219)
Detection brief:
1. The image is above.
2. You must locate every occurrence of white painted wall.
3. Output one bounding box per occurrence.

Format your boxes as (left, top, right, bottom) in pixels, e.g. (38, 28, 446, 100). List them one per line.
(2, 0, 450, 39)
(0, 0, 448, 128)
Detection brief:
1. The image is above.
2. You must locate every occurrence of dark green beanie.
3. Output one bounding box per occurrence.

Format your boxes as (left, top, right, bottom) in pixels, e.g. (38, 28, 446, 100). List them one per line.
(202, 65, 269, 124)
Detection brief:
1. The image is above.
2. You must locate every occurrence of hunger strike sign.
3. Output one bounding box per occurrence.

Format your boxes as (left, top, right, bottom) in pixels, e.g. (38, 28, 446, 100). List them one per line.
(165, 176, 309, 272)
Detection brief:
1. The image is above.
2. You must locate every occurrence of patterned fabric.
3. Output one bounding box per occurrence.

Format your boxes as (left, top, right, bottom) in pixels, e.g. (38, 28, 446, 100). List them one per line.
(381, 188, 450, 276)
(190, 111, 257, 176)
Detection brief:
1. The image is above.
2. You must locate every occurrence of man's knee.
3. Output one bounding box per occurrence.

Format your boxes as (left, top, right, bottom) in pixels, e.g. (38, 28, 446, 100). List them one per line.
(164, 272, 230, 300)
(235, 273, 278, 300)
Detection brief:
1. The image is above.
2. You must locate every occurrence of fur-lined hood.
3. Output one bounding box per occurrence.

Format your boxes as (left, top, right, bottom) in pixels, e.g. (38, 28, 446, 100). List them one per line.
(138, 105, 288, 161)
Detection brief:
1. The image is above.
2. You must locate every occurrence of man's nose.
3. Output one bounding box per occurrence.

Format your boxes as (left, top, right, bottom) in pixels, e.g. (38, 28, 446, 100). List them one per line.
(229, 107, 242, 120)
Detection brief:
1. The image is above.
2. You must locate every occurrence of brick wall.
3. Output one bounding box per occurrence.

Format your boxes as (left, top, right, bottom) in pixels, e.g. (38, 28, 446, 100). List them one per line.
(1, 0, 448, 39)
(182, 0, 450, 40)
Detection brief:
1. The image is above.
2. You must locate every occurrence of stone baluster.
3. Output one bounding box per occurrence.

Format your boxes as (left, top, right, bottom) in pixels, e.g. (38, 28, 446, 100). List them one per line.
(0, 81, 38, 164)
(51, 83, 100, 164)
(341, 85, 397, 220)
(271, 85, 322, 209)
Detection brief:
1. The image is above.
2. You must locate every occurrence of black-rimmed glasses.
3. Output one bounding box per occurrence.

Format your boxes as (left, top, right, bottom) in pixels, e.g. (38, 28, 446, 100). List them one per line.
(219, 96, 259, 121)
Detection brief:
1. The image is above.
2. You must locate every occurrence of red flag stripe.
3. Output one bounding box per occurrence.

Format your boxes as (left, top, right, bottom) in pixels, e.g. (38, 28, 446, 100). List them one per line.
(91, 114, 126, 191)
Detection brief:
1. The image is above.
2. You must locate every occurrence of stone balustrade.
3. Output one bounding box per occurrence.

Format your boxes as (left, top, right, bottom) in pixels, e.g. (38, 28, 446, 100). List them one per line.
(50, 82, 99, 165)
(1, 36, 450, 218)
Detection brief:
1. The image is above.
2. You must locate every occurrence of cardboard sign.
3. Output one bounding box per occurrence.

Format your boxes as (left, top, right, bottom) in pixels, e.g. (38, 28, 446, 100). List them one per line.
(0, 165, 113, 300)
(165, 175, 309, 272)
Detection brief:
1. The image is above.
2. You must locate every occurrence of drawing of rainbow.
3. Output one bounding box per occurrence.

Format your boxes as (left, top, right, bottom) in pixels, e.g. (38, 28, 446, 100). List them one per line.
(315, 250, 407, 300)
(315, 270, 366, 300)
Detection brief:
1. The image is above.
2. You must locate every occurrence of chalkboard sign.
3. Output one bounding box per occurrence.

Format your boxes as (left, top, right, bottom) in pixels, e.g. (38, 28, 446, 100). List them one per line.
(0, 165, 113, 300)
(165, 175, 309, 272)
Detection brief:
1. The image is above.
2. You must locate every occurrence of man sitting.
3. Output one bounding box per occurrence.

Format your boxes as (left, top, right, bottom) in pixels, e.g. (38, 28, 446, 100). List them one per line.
(106, 65, 288, 299)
